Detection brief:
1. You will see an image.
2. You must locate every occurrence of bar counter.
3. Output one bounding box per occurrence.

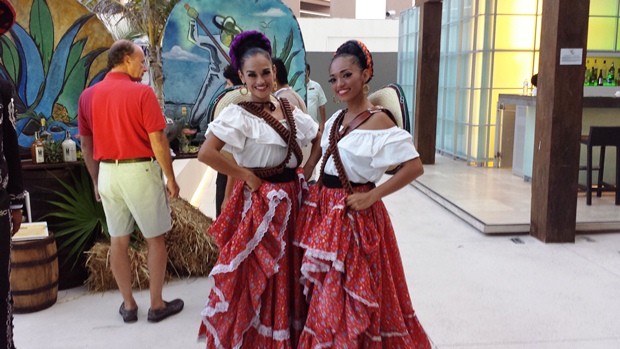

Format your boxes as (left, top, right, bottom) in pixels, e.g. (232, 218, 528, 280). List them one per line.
(497, 94, 620, 183)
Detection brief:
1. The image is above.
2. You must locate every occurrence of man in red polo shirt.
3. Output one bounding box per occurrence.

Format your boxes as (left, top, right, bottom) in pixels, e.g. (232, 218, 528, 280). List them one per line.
(78, 40, 182, 324)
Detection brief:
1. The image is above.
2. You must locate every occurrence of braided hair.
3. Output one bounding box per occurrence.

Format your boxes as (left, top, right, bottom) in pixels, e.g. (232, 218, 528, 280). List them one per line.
(229, 30, 272, 71)
(332, 40, 374, 83)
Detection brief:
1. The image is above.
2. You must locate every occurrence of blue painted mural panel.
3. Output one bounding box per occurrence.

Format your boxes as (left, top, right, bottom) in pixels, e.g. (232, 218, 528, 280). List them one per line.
(162, 0, 306, 135)
(1, 0, 112, 150)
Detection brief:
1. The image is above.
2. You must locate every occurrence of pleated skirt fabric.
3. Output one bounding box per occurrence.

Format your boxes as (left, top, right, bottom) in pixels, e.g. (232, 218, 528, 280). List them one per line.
(295, 184, 432, 349)
(199, 169, 307, 349)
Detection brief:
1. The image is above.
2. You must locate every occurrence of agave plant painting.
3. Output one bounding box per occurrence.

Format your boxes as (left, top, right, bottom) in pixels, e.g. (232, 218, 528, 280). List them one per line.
(0, 0, 113, 149)
(161, 0, 306, 135)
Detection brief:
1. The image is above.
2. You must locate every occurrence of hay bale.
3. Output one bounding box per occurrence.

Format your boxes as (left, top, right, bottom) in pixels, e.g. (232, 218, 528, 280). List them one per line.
(166, 197, 219, 277)
(85, 241, 160, 292)
(84, 197, 219, 291)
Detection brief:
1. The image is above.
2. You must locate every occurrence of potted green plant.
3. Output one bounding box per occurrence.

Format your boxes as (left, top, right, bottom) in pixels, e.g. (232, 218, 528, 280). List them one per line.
(42, 164, 108, 287)
(43, 140, 64, 164)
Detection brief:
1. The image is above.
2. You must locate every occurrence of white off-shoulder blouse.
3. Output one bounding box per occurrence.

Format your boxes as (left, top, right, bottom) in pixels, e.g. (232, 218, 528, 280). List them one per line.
(320, 110, 420, 183)
(207, 102, 318, 168)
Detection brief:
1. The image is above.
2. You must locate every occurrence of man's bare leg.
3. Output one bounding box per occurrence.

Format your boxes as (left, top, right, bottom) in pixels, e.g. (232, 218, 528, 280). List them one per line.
(110, 235, 137, 310)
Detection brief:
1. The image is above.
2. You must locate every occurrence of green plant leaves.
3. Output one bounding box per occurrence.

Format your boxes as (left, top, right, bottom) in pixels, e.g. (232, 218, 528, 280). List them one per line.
(277, 30, 294, 63)
(65, 39, 86, 82)
(57, 47, 107, 120)
(289, 70, 303, 89)
(42, 165, 108, 269)
(30, 0, 54, 75)
(273, 30, 303, 95)
(11, 24, 45, 107)
(34, 14, 94, 118)
(0, 36, 20, 84)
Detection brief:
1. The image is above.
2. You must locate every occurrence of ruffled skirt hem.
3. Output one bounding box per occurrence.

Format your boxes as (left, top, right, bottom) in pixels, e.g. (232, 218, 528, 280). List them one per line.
(295, 184, 431, 349)
(198, 170, 307, 349)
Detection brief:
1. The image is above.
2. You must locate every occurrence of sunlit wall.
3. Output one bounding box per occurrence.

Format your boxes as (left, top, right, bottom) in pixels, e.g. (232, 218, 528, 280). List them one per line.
(438, 0, 542, 165)
(589, 0, 620, 51)
(399, 0, 620, 165)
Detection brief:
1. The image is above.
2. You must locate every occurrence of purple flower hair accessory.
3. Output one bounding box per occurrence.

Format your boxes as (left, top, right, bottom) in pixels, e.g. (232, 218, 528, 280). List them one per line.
(229, 30, 272, 71)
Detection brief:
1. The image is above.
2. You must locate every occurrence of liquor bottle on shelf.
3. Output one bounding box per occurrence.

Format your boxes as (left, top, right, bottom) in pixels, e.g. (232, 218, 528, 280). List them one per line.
(61, 130, 77, 162)
(602, 60, 607, 85)
(30, 131, 45, 164)
(39, 118, 52, 142)
(598, 68, 604, 86)
(608, 62, 615, 85)
(585, 60, 591, 86)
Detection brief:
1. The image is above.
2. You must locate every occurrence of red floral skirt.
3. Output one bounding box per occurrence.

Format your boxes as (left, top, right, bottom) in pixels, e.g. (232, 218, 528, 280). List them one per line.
(198, 169, 307, 349)
(295, 184, 432, 348)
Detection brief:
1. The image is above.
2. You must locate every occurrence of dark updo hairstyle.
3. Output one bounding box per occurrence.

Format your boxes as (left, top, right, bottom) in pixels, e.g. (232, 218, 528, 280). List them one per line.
(332, 40, 374, 83)
(223, 64, 242, 86)
(272, 57, 289, 85)
(229, 30, 272, 72)
(107, 40, 136, 70)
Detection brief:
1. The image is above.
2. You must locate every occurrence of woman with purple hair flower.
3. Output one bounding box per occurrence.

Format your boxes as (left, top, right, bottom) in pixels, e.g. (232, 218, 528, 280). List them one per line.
(197, 30, 319, 348)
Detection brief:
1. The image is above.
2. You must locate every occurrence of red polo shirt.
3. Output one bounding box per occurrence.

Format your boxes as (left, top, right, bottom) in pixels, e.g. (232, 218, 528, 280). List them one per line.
(78, 72, 165, 160)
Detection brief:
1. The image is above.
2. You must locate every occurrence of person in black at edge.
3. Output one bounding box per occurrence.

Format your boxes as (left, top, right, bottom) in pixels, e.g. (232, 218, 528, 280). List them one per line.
(215, 65, 243, 217)
(0, 1, 26, 347)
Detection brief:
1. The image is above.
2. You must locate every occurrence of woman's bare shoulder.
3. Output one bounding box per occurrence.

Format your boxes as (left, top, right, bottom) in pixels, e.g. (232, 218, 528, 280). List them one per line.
(359, 109, 397, 130)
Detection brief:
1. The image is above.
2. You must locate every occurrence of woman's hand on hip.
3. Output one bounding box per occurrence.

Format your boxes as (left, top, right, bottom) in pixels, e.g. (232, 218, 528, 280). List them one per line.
(243, 172, 262, 192)
(345, 191, 378, 211)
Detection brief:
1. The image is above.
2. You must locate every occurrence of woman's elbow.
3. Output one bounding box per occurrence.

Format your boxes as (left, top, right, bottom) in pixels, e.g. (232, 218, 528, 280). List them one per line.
(408, 157, 424, 180)
(197, 145, 217, 165)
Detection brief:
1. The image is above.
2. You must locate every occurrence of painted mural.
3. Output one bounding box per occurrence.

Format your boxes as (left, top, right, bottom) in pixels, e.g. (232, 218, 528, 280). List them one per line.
(162, 0, 306, 135)
(2, 0, 113, 149)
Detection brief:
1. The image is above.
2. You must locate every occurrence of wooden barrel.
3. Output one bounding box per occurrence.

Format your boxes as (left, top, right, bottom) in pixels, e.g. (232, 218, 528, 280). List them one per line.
(10, 234, 59, 313)
(21, 162, 88, 289)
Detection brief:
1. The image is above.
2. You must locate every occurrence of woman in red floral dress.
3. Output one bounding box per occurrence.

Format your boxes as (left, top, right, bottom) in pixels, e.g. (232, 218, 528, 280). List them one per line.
(297, 40, 433, 348)
(197, 31, 318, 348)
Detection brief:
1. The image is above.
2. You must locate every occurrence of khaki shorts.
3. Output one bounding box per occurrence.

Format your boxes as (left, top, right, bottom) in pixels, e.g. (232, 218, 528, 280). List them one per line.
(98, 160, 172, 239)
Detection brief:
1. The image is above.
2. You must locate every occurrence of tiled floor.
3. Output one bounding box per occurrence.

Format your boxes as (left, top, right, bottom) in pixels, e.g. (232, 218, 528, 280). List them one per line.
(413, 155, 620, 234)
(12, 157, 620, 348)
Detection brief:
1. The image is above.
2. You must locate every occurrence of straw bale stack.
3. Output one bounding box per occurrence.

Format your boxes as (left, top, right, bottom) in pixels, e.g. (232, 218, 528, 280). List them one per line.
(83, 197, 219, 292)
(166, 197, 218, 277)
(85, 242, 163, 292)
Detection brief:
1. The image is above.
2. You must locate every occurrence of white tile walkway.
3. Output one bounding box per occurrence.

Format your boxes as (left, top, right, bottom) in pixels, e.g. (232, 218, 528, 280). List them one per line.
(12, 157, 620, 348)
(413, 155, 620, 234)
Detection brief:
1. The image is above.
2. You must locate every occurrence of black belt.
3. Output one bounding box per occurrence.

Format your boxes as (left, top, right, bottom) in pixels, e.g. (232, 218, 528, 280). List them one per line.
(260, 168, 296, 183)
(322, 174, 372, 189)
(100, 157, 154, 164)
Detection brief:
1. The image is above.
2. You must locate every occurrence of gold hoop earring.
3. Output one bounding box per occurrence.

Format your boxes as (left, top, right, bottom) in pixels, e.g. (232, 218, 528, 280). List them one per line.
(332, 95, 341, 104)
(240, 85, 248, 96)
(363, 84, 369, 95)
(273, 81, 278, 92)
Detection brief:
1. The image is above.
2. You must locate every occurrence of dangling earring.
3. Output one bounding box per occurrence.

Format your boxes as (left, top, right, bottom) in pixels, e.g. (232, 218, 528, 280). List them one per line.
(240, 84, 248, 96)
(273, 81, 278, 92)
(332, 95, 341, 104)
(363, 84, 369, 95)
